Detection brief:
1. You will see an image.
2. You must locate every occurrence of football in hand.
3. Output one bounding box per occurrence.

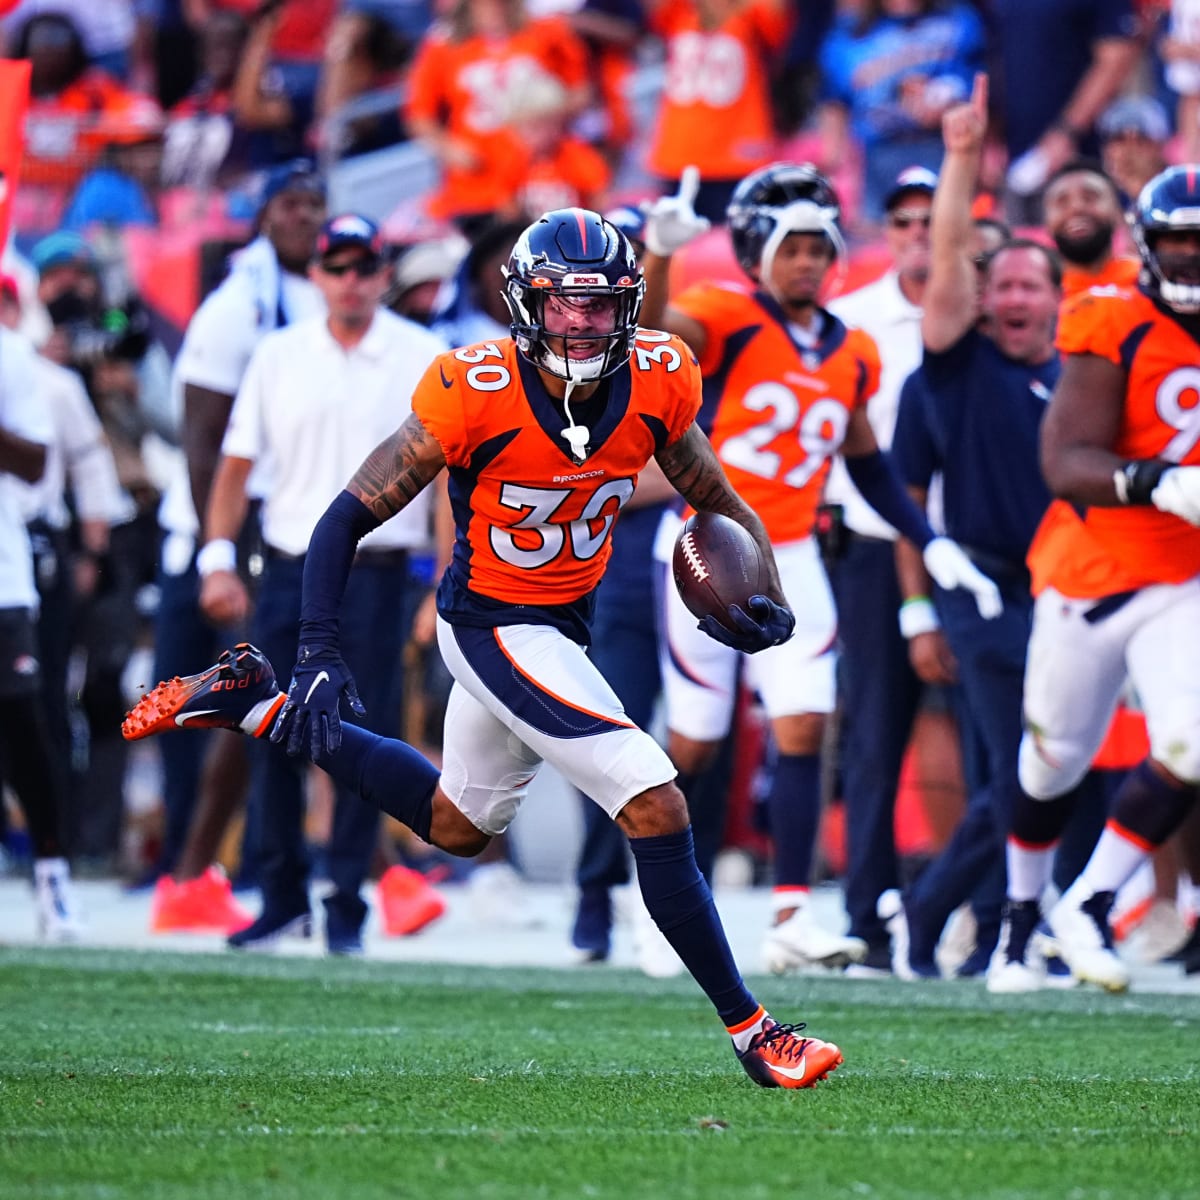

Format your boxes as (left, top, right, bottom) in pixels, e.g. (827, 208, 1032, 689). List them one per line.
(673, 512, 770, 632)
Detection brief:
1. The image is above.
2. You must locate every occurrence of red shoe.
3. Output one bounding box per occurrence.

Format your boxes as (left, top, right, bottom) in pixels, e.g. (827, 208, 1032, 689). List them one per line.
(736, 1019, 843, 1089)
(378, 865, 446, 936)
(150, 867, 253, 934)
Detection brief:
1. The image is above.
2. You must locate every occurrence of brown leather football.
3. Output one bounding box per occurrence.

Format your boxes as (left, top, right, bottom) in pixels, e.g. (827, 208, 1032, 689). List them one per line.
(672, 512, 770, 631)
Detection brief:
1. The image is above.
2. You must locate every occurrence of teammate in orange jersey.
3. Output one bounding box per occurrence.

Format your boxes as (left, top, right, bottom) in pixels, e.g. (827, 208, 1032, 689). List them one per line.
(124, 207, 846, 1089)
(639, 162, 1002, 975)
(1040, 159, 1139, 300)
(1001, 166, 1200, 992)
(404, 0, 591, 232)
(1041, 155, 1188, 952)
(645, 0, 792, 222)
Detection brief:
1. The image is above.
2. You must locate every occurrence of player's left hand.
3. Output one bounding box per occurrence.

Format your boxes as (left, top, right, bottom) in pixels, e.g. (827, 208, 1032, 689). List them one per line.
(922, 537, 1003, 619)
(699, 594, 795, 654)
(641, 165, 711, 257)
(1152, 466, 1200, 526)
(270, 645, 365, 759)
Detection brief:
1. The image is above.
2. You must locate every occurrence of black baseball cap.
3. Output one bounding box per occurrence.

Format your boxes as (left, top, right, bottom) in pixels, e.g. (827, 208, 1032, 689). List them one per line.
(258, 158, 326, 213)
(315, 213, 384, 260)
(884, 166, 938, 212)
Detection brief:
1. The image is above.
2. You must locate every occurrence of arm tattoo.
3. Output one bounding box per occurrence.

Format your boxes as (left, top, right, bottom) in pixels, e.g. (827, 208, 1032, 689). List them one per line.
(658, 425, 748, 519)
(347, 413, 446, 522)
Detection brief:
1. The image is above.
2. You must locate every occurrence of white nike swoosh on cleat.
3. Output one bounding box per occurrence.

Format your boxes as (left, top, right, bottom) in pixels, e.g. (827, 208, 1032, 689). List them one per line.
(176, 709, 221, 726)
(304, 671, 330, 704)
(767, 1057, 811, 1081)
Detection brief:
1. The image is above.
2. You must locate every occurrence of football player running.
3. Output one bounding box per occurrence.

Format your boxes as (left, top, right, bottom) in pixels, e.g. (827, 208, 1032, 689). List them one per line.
(126, 208, 844, 1089)
(1002, 166, 1200, 991)
(639, 162, 1001, 975)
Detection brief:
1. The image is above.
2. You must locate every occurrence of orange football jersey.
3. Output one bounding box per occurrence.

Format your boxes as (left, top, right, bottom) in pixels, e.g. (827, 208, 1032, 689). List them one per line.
(1060, 256, 1139, 301)
(413, 333, 700, 617)
(647, 0, 790, 181)
(671, 282, 880, 544)
(405, 18, 590, 221)
(510, 134, 612, 219)
(1028, 286, 1200, 598)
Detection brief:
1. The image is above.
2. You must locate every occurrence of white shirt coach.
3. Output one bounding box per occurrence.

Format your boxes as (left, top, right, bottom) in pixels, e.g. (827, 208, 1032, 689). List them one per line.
(0, 328, 54, 609)
(156, 267, 325, 566)
(826, 271, 923, 540)
(221, 309, 447, 556)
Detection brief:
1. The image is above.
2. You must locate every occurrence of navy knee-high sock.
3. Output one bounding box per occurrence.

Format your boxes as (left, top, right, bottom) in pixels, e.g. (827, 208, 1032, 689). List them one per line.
(313, 725, 439, 841)
(765, 753, 821, 888)
(630, 827, 759, 1028)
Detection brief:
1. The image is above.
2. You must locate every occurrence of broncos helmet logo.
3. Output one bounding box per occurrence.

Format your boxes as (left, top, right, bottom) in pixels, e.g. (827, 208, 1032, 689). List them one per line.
(502, 208, 645, 383)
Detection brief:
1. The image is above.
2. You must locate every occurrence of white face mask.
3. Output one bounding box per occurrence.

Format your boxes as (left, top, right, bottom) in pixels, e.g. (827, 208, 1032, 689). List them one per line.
(537, 344, 607, 381)
(758, 199, 846, 292)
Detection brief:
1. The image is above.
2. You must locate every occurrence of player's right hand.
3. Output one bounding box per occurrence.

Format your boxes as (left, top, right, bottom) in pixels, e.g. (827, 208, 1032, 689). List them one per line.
(270, 645, 365, 759)
(699, 595, 795, 654)
(1151, 466, 1200, 526)
(641, 165, 711, 257)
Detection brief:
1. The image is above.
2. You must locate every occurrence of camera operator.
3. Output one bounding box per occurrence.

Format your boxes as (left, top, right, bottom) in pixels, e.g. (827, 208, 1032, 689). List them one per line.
(30, 229, 168, 873)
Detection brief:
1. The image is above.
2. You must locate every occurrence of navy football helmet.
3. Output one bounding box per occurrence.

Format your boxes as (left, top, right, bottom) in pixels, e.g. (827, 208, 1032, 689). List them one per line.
(726, 162, 845, 280)
(503, 208, 644, 382)
(602, 204, 647, 257)
(1130, 166, 1200, 313)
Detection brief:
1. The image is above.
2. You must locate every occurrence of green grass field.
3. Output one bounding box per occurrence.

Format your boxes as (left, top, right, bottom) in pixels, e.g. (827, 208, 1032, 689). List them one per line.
(1, 948, 1197, 1200)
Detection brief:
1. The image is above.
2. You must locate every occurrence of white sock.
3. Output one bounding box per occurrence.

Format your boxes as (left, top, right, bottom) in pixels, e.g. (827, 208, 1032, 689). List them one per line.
(240, 692, 285, 736)
(728, 1006, 769, 1052)
(1073, 824, 1148, 898)
(771, 887, 809, 917)
(1006, 839, 1055, 904)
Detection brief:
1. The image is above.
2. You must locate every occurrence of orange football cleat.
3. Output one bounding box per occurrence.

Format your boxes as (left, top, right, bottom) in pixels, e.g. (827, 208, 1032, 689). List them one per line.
(736, 1019, 844, 1089)
(150, 866, 253, 934)
(123, 643, 284, 741)
(377, 865, 446, 936)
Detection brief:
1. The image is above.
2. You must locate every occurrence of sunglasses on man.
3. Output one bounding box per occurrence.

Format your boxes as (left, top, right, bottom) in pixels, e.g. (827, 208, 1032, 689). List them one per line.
(888, 212, 931, 231)
(320, 255, 384, 278)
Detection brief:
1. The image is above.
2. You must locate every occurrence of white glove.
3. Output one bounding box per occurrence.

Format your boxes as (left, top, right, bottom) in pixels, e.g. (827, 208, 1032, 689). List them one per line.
(1151, 466, 1200, 526)
(1005, 146, 1051, 197)
(641, 165, 711, 257)
(922, 537, 1003, 619)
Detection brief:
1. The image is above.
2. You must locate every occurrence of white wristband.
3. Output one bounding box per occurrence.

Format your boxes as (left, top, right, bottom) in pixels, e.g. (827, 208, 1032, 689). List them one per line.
(898, 596, 940, 639)
(196, 538, 237, 577)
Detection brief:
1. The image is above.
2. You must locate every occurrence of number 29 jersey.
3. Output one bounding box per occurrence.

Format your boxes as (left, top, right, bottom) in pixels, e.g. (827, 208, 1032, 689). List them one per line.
(412, 333, 700, 642)
(671, 281, 880, 544)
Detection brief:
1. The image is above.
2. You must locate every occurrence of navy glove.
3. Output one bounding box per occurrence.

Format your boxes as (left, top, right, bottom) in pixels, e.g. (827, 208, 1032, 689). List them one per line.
(269, 645, 365, 759)
(698, 594, 795, 654)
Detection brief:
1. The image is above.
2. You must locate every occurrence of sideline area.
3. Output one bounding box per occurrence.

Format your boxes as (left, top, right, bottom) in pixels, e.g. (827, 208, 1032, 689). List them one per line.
(3, 875, 1196, 996)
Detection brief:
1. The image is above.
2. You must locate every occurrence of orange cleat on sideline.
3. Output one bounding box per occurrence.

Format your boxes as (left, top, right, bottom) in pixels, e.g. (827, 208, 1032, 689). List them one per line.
(150, 866, 253, 934)
(377, 865, 446, 936)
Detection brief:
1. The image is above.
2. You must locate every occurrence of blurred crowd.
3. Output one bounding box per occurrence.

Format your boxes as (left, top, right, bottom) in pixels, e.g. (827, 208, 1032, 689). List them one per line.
(0, 1, 1189, 239)
(1, 0, 1199, 974)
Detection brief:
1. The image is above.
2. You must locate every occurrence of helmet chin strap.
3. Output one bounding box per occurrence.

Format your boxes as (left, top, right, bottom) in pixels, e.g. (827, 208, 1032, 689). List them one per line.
(560, 378, 591, 463)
